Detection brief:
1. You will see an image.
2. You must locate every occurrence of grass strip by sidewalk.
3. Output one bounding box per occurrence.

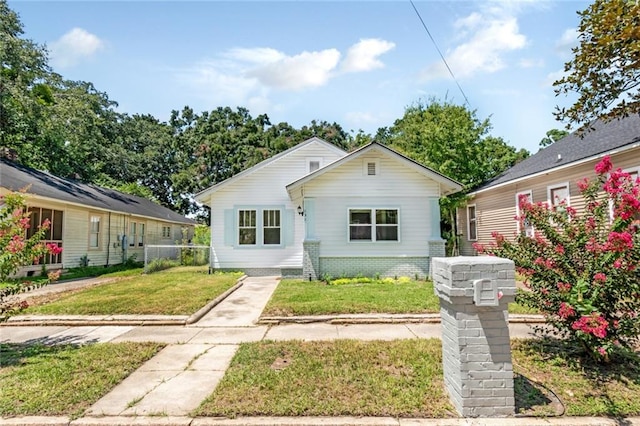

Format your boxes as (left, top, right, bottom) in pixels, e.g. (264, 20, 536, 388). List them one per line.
(195, 339, 453, 418)
(0, 342, 163, 418)
(263, 279, 536, 316)
(25, 267, 242, 316)
(196, 339, 640, 418)
(263, 279, 440, 316)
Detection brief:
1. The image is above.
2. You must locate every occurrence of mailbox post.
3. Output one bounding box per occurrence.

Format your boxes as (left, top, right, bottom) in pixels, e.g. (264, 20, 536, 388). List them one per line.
(431, 256, 517, 417)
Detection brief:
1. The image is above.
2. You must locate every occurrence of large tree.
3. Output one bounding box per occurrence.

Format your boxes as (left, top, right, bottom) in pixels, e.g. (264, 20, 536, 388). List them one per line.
(554, 0, 640, 128)
(0, 0, 55, 156)
(539, 128, 570, 148)
(381, 98, 529, 254)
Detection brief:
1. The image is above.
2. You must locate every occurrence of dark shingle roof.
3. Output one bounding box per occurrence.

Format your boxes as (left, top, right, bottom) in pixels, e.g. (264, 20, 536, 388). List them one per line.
(0, 159, 195, 225)
(475, 114, 640, 191)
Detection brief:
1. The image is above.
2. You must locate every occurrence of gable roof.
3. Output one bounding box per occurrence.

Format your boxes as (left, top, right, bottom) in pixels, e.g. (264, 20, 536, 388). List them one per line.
(286, 141, 463, 196)
(473, 113, 640, 193)
(1, 159, 195, 225)
(194, 137, 347, 201)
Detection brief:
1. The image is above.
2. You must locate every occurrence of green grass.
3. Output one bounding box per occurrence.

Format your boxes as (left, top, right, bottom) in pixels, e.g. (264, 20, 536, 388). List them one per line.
(0, 342, 163, 418)
(25, 267, 242, 316)
(512, 339, 640, 417)
(195, 339, 453, 418)
(263, 279, 534, 316)
(262, 279, 440, 316)
(195, 339, 640, 418)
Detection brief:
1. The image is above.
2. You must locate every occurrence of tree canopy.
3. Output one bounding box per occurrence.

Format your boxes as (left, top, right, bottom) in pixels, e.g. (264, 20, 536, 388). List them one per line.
(378, 98, 529, 254)
(539, 129, 570, 148)
(554, 0, 640, 129)
(1, 0, 528, 227)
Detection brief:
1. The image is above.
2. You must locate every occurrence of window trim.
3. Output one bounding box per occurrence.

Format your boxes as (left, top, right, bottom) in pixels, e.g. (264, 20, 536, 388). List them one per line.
(515, 190, 534, 237)
(238, 209, 257, 246)
(362, 158, 380, 177)
(609, 166, 640, 221)
(547, 182, 570, 209)
(161, 225, 172, 240)
(262, 209, 282, 245)
(466, 204, 477, 241)
(348, 207, 400, 243)
(306, 157, 323, 174)
(89, 213, 101, 250)
(128, 220, 146, 248)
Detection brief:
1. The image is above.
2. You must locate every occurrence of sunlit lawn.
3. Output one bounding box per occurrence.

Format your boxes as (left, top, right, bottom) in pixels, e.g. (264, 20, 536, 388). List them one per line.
(263, 279, 536, 316)
(0, 342, 163, 418)
(196, 339, 640, 418)
(24, 267, 242, 316)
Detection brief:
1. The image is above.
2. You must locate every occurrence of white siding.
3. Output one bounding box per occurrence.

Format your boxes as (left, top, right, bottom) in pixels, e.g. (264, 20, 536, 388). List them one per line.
(302, 151, 441, 257)
(207, 140, 345, 269)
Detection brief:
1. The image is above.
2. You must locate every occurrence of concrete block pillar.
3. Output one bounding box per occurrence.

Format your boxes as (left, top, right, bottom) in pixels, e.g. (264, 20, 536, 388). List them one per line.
(302, 240, 320, 281)
(431, 256, 517, 417)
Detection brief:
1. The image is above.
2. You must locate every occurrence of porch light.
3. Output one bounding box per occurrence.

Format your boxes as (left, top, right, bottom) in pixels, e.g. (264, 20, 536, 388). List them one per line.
(297, 205, 304, 216)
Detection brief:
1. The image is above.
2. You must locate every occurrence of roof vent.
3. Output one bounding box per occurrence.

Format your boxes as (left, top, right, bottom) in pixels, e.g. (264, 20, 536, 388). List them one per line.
(557, 154, 562, 162)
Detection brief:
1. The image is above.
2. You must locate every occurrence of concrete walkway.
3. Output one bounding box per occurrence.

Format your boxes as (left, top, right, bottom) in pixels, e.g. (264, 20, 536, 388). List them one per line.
(1, 276, 637, 426)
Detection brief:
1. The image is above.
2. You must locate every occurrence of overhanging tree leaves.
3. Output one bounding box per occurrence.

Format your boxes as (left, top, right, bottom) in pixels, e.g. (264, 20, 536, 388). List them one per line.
(554, 0, 640, 129)
(382, 98, 528, 254)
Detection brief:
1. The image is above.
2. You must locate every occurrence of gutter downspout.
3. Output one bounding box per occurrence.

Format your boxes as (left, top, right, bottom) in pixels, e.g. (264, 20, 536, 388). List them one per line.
(106, 212, 111, 266)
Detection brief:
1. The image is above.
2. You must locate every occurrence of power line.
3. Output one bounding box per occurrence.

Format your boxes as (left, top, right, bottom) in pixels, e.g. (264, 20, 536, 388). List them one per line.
(409, 0, 471, 108)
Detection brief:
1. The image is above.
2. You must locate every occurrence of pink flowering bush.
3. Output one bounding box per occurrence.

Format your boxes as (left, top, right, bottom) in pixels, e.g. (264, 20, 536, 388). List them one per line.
(1, 191, 63, 321)
(475, 156, 640, 362)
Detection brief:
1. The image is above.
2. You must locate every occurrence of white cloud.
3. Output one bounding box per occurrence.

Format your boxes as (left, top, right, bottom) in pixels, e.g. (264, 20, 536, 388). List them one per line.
(544, 69, 567, 88)
(555, 28, 578, 59)
(420, 9, 526, 81)
(177, 39, 395, 110)
(340, 38, 395, 73)
(49, 28, 104, 68)
(519, 58, 545, 68)
(248, 49, 341, 91)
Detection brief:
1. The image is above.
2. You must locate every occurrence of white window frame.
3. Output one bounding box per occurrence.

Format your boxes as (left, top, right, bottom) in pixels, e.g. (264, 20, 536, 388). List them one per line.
(238, 209, 257, 246)
(466, 204, 477, 241)
(128, 221, 146, 247)
(89, 214, 101, 249)
(609, 166, 640, 222)
(161, 225, 172, 239)
(515, 190, 534, 237)
(306, 157, 322, 174)
(362, 158, 380, 176)
(348, 208, 399, 242)
(263, 209, 282, 245)
(547, 182, 570, 209)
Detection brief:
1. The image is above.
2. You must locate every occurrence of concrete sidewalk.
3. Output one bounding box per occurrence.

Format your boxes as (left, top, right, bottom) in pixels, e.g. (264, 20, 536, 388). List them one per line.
(1, 276, 635, 426)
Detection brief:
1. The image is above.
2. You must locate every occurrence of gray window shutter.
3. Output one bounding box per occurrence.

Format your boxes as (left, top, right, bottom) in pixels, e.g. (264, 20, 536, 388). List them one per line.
(224, 209, 235, 246)
(284, 209, 294, 246)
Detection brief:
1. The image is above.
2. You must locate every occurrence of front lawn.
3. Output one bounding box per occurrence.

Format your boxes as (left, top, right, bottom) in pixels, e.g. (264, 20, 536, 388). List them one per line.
(0, 342, 163, 418)
(263, 278, 535, 316)
(24, 267, 242, 316)
(196, 339, 640, 418)
(195, 339, 453, 418)
(262, 278, 440, 316)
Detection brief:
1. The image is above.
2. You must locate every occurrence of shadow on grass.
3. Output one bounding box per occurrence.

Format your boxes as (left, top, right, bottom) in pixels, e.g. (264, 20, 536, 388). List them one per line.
(514, 337, 640, 418)
(0, 336, 100, 368)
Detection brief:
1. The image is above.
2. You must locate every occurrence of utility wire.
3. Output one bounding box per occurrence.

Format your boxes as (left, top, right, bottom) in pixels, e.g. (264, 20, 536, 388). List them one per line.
(409, 0, 471, 108)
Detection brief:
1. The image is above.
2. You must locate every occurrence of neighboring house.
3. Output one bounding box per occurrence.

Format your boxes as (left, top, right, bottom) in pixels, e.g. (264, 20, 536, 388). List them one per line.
(195, 137, 462, 279)
(1, 158, 196, 275)
(458, 114, 640, 255)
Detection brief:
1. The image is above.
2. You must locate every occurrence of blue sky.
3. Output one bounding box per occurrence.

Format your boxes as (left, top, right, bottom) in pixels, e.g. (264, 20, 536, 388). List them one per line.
(10, 0, 589, 154)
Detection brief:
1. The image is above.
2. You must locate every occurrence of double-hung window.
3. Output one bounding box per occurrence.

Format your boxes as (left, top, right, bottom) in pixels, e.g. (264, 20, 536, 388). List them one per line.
(516, 190, 534, 237)
(349, 208, 398, 242)
(162, 226, 171, 239)
(548, 183, 570, 210)
(238, 210, 257, 245)
(263, 210, 281, 245)
(89, 215, 101, 249)
(129, 222, 146, 247)
(467, 205, 477, 241)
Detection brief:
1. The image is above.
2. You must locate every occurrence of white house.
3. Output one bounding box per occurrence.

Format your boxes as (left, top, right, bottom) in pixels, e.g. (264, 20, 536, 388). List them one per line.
(195, 137, 462, 279)
(1, 157, 195, 275)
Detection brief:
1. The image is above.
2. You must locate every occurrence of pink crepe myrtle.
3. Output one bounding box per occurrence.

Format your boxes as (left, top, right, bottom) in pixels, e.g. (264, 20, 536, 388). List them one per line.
(478, 155, 640, 362)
